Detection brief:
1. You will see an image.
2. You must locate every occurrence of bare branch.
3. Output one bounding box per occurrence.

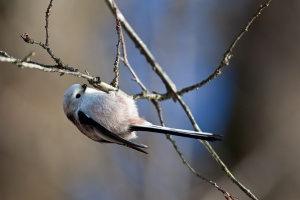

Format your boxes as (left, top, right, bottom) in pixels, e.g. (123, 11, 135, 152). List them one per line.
(18, 0, 113, 93)
(21, 33, 65, 69)
(19, 0, 61, 69)
(45, 0, 54, 46)
(104, 1, 273, 199)
(0, 51, 114, 91)
(177, 0, 272, 96)
(109, 0, 148, 92)
(105, 0, 177, 97)
(152, 100, 237, 200)
(110, 0, 121, 88)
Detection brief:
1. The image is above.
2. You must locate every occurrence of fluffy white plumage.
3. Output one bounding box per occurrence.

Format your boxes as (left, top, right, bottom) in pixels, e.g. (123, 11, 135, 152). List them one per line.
(63, 84, 222, 153)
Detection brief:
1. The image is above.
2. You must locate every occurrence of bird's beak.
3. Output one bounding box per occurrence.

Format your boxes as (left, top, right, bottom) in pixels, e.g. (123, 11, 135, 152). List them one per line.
(81, 84, 87, 92)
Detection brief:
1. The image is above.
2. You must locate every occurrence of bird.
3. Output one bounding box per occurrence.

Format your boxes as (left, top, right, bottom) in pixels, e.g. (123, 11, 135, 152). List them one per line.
(63, 84, 222, 154)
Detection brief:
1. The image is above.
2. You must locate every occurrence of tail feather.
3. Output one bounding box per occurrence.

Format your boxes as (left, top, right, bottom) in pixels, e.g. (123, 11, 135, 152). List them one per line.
(129, 125, 223, 142)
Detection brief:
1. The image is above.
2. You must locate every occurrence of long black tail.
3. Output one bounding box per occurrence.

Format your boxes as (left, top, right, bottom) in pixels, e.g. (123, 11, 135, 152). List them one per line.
(129, 125, 223, 142)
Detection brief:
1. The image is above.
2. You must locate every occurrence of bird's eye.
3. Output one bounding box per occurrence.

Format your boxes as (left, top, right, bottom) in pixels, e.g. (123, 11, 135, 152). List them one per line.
(75, 93, 81, 99)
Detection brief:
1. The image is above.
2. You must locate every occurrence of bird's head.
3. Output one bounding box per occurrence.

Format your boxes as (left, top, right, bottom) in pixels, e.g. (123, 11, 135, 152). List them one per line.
(63, 84, 87, 116)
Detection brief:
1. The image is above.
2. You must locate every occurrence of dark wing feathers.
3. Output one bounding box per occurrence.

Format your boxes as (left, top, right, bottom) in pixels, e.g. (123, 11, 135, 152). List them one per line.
(78, 110, 148, 154)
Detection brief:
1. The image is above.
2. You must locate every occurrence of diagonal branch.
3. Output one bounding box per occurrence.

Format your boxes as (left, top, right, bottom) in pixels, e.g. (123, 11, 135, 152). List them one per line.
(105, 0, 177, 98)
(104, 1, 272, 200)
(151, 100, 237, 200)
(177, 0, 272, 96)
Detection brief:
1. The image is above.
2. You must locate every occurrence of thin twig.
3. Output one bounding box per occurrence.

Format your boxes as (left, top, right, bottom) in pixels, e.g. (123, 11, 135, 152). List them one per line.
(175, 3, 274, 196)
(110, 20, 121, 88)
(151, 100, 237, 200)
(151, 100, 165, 126)
(105, 0, 177, 97)
(110, 0, 121, 88)
(120, 57, 148, 92)
(0, 51, 112, 90)
(109, 0, 148, 92)
(21, 33, 64, 68)
(169, 92, 247, 194)
(177, 0, 272, 96)
(174, 94, 255, 199)
(19, 0, 62, 69)
(34, 0, 63, 67)
(19, 0, 104, 90)
(45, 0, 54, 46)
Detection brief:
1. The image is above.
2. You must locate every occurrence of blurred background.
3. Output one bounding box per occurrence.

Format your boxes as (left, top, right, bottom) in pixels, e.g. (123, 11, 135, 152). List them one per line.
(0, 0, 299, 199)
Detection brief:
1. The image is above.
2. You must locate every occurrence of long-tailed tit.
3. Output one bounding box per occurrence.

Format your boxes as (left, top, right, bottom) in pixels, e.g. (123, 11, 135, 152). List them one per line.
(63, 84, 222, 154)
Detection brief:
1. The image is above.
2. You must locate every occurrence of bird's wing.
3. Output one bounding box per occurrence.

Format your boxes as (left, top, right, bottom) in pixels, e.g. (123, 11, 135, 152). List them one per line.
(77, 110, 148, 154)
